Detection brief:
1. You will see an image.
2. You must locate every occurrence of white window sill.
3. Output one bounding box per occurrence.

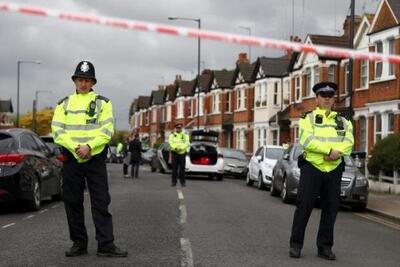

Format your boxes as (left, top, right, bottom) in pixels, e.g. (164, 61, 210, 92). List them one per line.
(225, 111, 233, 114)
(302, 96, 314, 100)
(370, 76, 396, 84)
(210, 112, 221, 115)
(355, 87, 368, 91)
(234, 108, 247, 112)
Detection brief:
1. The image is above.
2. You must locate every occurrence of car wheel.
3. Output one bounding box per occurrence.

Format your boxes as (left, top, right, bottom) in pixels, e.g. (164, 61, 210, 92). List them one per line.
(270, 175, 280, 197)
(281, 177, 290, 203)
(258, 173, 266, 190)
(159, 166, 165, 173)
(28, 176, 41, 211)
(246, 172, 254, 186)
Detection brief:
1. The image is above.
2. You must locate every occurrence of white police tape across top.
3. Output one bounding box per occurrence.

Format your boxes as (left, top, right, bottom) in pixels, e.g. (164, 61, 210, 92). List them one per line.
(1, 1, 399, 64)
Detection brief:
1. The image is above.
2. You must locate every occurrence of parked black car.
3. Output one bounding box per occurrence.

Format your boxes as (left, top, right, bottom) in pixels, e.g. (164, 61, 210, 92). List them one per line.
(220, 148, 248, 179)
(271, 143, 369, 211)
(0, 128, 63, 210)
(40, 135, 64, 160)
(150, 142, 172, 173)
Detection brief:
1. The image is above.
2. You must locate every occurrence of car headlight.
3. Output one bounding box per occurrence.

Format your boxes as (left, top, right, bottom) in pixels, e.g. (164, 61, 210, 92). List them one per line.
(293, 168, 301, 178)
(355, 175, 368, 187)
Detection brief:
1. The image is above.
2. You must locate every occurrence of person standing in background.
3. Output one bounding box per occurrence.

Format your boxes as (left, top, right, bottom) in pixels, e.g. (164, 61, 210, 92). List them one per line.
(122, 136, 131, 178)
(129, 133, 143, 178)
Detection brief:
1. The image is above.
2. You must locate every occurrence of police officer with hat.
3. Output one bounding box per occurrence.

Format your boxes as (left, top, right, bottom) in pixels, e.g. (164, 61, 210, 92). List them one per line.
(52, 61, 127, 257)
(289, 82, 354, 260)
(168, 123, 190, 186)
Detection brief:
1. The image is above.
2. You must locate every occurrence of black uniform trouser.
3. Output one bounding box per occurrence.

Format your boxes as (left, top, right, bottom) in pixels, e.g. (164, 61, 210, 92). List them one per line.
(62, 153, 114, 248)
(171, 152, 186, 185)
(290, 162, 342, 250)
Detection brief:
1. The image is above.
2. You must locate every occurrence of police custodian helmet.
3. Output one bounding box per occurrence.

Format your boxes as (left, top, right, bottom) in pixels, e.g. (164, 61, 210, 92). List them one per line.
(71, 61, 97, 84)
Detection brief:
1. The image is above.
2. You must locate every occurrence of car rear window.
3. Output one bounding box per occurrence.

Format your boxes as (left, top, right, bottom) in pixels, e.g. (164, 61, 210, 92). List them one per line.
(265, 147, 285, 160)
(0, 133, 14, 150)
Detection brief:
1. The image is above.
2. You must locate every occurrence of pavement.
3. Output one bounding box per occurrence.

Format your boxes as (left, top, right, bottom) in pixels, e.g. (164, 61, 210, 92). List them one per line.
(367, 191, 400, 221)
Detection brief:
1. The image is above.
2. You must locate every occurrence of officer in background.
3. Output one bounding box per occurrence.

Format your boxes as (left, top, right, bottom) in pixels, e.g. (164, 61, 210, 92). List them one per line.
(168, 123, 190, 186)
(289, 82, 354, 260)
(52, 61, 127, 257)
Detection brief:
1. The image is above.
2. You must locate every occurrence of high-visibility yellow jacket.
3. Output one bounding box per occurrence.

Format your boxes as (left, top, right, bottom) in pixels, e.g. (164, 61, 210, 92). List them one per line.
(299, 107, 354, 172)
(169, 131, 190, 155)
(51, 90, 114, 163)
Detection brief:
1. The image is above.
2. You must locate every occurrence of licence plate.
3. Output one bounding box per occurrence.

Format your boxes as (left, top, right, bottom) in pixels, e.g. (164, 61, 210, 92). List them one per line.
(232, 168, 242, 173)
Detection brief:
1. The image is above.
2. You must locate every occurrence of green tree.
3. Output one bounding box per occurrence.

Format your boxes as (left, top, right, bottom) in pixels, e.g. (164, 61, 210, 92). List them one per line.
(368, 134, 400, 175)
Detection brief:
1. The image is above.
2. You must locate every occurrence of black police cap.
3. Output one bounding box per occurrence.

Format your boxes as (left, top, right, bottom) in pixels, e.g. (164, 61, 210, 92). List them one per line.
(71, 61, 97, 84)
(312, 82, 337, 95)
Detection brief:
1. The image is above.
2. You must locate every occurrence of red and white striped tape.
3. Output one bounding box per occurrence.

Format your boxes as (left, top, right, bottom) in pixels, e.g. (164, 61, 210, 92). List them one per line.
(1, 1, 399, 64)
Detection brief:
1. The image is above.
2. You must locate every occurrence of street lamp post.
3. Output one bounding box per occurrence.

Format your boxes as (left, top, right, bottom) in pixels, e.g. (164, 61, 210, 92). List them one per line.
(239, 26, 252, 61)
(17, 60, 41, 127)
(32, 90, 51, 133)
(168, 16, 201, 129)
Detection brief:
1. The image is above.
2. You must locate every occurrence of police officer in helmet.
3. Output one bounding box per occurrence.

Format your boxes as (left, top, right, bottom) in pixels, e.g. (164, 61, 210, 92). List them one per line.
(52, 61, 127, 257)
(289, 82, 354, 260)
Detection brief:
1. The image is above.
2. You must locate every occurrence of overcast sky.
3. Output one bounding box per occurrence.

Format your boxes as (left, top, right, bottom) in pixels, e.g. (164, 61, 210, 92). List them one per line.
(0, 0, 380, 130)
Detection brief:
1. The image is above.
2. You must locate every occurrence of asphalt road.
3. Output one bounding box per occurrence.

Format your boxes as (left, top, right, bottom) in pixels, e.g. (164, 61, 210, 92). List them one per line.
(0, 164, 399, 267)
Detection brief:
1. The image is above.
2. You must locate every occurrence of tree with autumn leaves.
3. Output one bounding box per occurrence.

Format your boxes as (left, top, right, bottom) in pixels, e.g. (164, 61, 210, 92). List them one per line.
(20, 107, 54, 136)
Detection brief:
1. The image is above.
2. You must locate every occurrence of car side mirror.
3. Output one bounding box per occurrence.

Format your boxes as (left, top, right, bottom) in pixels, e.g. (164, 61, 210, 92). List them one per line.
(283, 154, 289, 160)
(256, 155, 263, 162)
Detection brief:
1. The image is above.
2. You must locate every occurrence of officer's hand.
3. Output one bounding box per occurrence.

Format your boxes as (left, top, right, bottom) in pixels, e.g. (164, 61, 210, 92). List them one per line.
(326, 149, 341, 161)
(76, 145, 91, 159)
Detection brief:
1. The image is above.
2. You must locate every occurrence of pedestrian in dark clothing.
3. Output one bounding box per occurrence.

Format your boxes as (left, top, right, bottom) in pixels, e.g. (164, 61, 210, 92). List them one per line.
(122, 137, 131, 178)
(129, 133, 142, 178)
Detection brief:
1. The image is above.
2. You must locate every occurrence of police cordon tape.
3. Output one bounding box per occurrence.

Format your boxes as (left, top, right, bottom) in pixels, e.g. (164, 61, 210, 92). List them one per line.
(1, 1, 400, 64)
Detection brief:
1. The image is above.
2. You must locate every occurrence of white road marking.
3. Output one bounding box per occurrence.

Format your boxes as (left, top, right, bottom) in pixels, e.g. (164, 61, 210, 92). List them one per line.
(177, 190, 184, 200)
(2, 223, 15, 229)
(179, 204, 187, 224)
(23, 215, 35, 220)
(39, 209, 48, 214)
(51, 204, 59, 209)
(355, 213, 400, 231)
(180, 238, 194, 267)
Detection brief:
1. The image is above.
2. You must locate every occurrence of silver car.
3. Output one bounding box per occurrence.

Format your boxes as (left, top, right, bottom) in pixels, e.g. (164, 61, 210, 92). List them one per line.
(271, 143, 369, 211)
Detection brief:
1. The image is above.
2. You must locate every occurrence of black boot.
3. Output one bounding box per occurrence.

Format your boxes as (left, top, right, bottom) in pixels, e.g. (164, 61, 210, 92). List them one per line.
(318, 248, 336, 260)
(97, 244, 128, 257)
(65, 244, 88, 257)
(289, 247, 301, 258)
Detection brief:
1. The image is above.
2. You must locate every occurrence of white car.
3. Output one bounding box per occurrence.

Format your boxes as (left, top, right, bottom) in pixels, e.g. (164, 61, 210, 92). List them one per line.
(185, 130, 224, 180)
(247, 145, 285, 189)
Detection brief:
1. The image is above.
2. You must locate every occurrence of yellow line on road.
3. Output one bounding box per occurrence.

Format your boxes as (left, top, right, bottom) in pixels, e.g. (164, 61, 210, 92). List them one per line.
(354, 213, 400, 231)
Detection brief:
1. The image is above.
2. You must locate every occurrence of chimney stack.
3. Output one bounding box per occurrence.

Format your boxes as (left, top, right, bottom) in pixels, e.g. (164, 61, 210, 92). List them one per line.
(236, 53, 249, 64)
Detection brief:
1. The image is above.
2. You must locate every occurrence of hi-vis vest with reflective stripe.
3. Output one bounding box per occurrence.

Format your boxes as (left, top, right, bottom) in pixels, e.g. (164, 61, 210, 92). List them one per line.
(299, 107, 354, 172)
(169, 131, 190, 155)
(51, 90, 114, 163)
